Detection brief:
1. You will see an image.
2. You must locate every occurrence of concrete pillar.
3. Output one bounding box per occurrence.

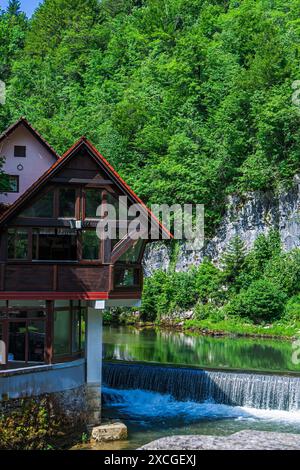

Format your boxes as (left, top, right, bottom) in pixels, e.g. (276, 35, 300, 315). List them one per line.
(86, 307, 103, 428)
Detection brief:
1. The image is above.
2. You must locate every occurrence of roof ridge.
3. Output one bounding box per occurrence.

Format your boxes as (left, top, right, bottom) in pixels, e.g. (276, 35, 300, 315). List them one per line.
(0, 137, 172, 239)
(0, 117, 60, 160)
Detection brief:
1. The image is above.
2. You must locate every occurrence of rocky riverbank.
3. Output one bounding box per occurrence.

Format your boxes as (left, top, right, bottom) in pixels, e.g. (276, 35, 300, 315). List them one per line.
(139, 430, 300, 450)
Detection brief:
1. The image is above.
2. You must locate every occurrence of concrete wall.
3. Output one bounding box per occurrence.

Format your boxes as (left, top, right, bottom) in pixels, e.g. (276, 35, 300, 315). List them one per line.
(0, 124, 56, 204)
(0, 359, 85, 401)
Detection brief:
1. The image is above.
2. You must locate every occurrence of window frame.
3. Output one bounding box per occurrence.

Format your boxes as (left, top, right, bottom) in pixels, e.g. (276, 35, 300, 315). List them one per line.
(32, 227, 78, 262)
(6, 175, 19, 193)
(14, 146, 26, 158)
(7, 228, 30, 261)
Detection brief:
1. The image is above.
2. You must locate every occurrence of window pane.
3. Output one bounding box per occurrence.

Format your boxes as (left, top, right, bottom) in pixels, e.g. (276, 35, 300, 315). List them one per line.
(59, 188, 76, 218)
(14, 146, 26, 157)
(82, 230, 100, 260)
(33, 228, 77, 261)
(85, 189, 102, 218)
(28, 320, 45, 362)
(54, 311, 71, 355)
(106, 193, 119, 220)
(9, 322, 26, 362)
(7, 176, 19, 193)
(8, 310, 46, 319)
(21, 191, 54, 218)
(119, 239, 144, 263)
(114, 267, 139, 287)
(72, 310, 80, 353)
(7, 229, 28, 260)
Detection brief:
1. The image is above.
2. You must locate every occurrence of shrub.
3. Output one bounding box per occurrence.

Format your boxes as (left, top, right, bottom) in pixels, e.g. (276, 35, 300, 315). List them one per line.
(284, 295, 300, 321)
(264, 250, 300, 297)
(220, 236, 246, 287)
(237, 230, 281, 289)
(225, 279, 287, 323)
(194, 260, 224, 305)
(194, 302, 217, 320)
(0, 398, 60, 450)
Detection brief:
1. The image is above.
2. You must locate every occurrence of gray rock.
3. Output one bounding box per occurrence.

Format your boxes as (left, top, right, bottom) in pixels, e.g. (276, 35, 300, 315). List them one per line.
(91, 422, 128, 442)
(139, 430, 300, 450)
(143, 182, 300, 274)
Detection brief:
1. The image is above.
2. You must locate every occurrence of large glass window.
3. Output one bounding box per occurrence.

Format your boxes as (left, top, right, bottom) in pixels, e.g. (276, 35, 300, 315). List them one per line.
(118, 239, 144, 263)
(59, 188, 76, 218)
(20, 190, 54, 218)
(7, 228, 28, 260)
(33, 228, 77, 261)
(54, 310, 71, 355)
(82, 230, 100, 260)
(54, 301, 85, 356)
(85, 189, 102, 218)
(114, 267, 140, 287)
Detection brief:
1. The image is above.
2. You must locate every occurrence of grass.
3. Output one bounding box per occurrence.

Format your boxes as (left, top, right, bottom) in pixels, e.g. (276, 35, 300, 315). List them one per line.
(182, 318, 300, 338)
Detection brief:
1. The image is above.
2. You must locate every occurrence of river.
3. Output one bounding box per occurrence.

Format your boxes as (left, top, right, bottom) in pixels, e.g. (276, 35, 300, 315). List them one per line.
(84, 326, 300, 450)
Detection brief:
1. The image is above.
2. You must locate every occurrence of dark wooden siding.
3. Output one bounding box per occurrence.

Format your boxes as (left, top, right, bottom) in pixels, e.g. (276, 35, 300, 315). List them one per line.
(57, 265, 110, 292)
(1, 263, 111, 293)
(4, 265, 53, 291)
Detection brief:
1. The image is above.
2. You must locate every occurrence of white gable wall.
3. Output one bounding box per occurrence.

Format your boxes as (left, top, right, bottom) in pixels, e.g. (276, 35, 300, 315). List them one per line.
(0, 124, 57, 205)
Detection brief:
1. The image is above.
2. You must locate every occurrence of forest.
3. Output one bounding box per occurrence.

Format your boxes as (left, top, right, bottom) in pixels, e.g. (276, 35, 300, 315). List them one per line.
(1, 0, 300, 333)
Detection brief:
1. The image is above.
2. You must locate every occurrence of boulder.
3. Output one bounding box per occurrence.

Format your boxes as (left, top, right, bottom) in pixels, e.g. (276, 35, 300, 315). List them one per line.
(91, 422, 128, 442)
(139, 430, 300, 450)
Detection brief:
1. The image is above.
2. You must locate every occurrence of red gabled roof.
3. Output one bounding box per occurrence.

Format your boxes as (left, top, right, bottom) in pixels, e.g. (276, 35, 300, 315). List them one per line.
(0, 136, 173, 239)
(0, 117, 60, 160)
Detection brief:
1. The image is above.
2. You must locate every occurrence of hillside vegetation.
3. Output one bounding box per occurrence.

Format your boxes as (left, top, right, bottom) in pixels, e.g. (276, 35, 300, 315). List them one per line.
(1, 1, 300, 334)
(2, 0, 300, 229)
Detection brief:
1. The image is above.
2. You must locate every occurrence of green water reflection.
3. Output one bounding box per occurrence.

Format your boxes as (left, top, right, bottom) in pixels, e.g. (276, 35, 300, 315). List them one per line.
(103, 326, 300, 373)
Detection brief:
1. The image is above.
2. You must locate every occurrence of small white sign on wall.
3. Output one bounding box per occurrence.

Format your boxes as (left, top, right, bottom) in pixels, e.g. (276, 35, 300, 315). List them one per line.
(0, 340, 6, 364)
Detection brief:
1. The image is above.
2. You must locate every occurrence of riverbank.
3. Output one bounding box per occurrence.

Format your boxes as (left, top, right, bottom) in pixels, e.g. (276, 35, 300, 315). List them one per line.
(104, 313, 300, 340)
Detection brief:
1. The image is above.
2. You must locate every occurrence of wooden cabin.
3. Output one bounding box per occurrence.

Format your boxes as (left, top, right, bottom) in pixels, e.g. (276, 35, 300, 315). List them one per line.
(0, 120, 170, 425)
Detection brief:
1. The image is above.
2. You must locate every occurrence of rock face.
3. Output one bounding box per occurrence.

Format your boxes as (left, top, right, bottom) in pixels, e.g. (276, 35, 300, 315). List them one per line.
(143, 180, 300, 274)
(139, 430, 300, 450)
(91, 422, 128, 442)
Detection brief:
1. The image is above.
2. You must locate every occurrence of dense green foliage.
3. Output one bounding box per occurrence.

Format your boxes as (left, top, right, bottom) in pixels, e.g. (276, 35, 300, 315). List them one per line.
(141, 232, 300, 331)
(1, 1, 300, 332)
(1, 0, 300, 227)
(0, 398, 59, 450)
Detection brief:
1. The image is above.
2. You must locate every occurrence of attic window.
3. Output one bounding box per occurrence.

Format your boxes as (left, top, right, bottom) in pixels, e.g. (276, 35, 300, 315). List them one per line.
(14, 146, 26, 158)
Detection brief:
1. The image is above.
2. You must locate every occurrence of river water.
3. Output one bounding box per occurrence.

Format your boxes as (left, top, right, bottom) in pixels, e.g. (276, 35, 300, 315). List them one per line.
(85, 326, 300, 450)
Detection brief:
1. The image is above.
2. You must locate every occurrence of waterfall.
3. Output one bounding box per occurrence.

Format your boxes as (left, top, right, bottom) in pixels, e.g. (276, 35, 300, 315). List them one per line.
(103, 362, 300, 411)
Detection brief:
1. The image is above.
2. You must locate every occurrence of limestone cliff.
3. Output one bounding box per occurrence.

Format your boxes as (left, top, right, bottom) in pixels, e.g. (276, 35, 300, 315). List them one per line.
(143, 178, 300, 275)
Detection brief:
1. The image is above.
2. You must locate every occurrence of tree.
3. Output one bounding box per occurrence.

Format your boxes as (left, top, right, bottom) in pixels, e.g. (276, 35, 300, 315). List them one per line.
(7, 0, 21, 16)
(225, 279, 287, 323)
(221, 236, 247, 288)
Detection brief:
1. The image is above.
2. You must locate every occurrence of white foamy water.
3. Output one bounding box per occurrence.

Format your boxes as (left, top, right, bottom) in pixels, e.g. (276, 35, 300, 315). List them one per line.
(102, 387, 300, 427)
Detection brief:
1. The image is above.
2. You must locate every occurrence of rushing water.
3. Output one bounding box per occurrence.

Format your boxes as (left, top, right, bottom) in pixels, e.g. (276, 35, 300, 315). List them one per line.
(103, 325, 300, 372)
(88, 326, 300, 450)
(103, 363, 300, 411)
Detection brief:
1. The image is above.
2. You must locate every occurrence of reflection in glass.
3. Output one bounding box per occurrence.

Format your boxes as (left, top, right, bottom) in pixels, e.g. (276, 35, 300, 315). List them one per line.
(59, 188, 76, 218)
(33, 228, 77, 260)
(82, 230, 100, 260)
(119, 239, 143, 263)
(7, 229, 28, 260)
(20, 190, 54, 218)
(28, 320, 45, 362)
(85, 189, 102, 218)
(54, 310, 71, 355)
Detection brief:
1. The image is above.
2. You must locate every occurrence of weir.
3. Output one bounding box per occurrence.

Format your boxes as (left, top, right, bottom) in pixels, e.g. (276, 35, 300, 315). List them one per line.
(103, 362, 300, 411)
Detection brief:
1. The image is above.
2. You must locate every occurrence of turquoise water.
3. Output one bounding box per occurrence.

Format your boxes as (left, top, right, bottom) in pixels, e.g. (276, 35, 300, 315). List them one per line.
(103, 325, 300, 373)
(93, 326, 300, 450)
